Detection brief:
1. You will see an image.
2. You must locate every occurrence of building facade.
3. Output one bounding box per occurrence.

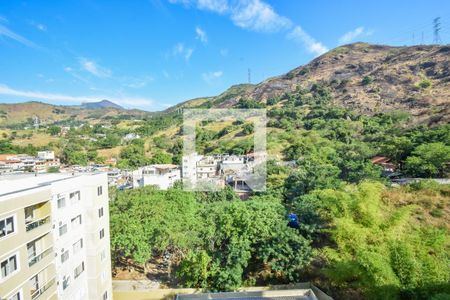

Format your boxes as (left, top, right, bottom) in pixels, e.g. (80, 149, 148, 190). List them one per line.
(0, 173, 112, 300)
(131, 164, 181, 190)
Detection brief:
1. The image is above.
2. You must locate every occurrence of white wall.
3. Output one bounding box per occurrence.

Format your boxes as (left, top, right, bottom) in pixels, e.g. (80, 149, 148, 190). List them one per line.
(50, 173, 112, 300)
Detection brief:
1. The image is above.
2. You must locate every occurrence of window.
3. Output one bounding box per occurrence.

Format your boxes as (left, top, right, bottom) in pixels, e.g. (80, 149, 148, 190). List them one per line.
(1, 254, 18, 279)
(7, 290, 21, 300)
(74, 262, 84, 278)
(57, 197, 66, 209)
(0, 216, 15, 239)
(62, 275, 70, 290)
(97, 186, 103, 196)
(61, 250, 69, 263)
(99, 229, 105, 239)
(100, 249, 106, 261)
(98, 207, 104, 218)
(69, 191, 80, 203)
(73, 239, 83, 254)
(103, 291, 108, 300)
(71, 215, 82, 228)
(59, 224, 67, 236)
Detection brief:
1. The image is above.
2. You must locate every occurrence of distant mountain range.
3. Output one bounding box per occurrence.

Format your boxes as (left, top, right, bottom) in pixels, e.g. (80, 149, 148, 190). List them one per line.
(0, 101, 150, 126)
(81, 100, 124, 110)
(1, 43, 449, 127)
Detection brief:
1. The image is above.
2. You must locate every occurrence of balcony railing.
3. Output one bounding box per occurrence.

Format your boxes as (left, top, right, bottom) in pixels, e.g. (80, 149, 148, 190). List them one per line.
(28, 247, 53, 267)
(26, 216, 50, 232)
(30, 278, 55, 300)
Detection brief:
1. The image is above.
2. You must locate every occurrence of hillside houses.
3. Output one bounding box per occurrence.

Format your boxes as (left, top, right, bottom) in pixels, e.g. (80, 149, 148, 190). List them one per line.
(182, 152, 264, 195)
(0, 151, 60, 174)
(131, 164, 181, 190)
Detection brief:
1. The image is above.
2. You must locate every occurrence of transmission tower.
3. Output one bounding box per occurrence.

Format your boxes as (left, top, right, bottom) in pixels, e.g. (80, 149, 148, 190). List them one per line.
(433, 17, 441, 44)
(248, 68, 251, 84)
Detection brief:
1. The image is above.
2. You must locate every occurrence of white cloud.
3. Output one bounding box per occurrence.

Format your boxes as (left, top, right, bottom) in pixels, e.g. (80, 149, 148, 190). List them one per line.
(202, 70, 223, 83)
(64, 67, 73, 72)
(79, 57, 112, 78)
(29, 20, 46, 32)
(122, 75, 154, 88)
(172, 43, 194, 61)
(170, 0, 229, 13)
(185, 48, 193, 60)
(338, 26, 363, 44)
(287, 26, 328, 56)
(36, 23, 46, 31)
(195, 26, 208, 43)
(0, 84, 153, 108)
(197, 0, 228, 13)
(169, 0, 327, 56)
(0, 24, 39, 49)
(338, 26, 373, 44)
(230, 0, 291, 32)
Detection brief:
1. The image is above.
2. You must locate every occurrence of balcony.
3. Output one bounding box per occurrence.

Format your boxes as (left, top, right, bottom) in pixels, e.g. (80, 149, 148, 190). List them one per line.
(30, 277, 56, 300)
(26, 216, 51, 232)
(28, 247, 53, 267)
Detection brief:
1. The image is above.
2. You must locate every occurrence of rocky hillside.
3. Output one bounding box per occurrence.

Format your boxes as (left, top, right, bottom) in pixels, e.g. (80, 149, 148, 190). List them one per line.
(0, 101, 150, 127)
(177, 43, 450, 125)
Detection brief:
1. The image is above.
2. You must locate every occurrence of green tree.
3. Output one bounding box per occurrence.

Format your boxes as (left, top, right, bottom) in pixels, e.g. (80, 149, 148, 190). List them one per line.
(405, 143, 450, 177)
(98, 133, 120, 148)
(66, 151, 88, 165)
(110, 187, 202, 266)
(119, 144, 148, 168)
(47, 125, 61, 136)
(241, 123, 254, 135)
(257, 225, 312, 281)
(87, 150, 98, 162)
(285, 156, 341, 199)
(149, 150, 172, 164)
(177, 250, 213, 288)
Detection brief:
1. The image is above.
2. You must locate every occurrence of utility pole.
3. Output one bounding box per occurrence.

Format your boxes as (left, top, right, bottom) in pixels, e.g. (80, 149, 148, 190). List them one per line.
(433, 17, 441, 44)
(247, 68, 251, 84)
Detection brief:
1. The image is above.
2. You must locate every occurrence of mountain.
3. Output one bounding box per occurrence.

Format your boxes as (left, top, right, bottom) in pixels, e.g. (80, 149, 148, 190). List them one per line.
(81, 99, 124, 110)
(0, 101, 150, 126)
(173, 43, 450, 125)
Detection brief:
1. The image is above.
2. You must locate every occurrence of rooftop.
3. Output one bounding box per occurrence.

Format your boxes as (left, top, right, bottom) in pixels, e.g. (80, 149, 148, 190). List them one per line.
(176, 289, 324, 300)
(0, 172, 98, 197)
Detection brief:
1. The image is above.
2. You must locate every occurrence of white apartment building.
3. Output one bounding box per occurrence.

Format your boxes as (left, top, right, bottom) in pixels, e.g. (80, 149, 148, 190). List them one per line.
(37, 152, 55, 161)
(132, 164, 181, 190)
(0, 173, 112, 300)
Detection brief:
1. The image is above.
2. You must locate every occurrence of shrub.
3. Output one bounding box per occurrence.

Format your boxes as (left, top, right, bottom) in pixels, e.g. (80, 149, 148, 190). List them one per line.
(430, 208, 444, 218)
(362, 76, 374, 85)
(416, 79, 432, 89)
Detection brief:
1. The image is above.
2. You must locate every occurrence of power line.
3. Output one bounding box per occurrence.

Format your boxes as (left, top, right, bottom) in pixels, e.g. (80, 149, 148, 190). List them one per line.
(380, 13, 450, 45)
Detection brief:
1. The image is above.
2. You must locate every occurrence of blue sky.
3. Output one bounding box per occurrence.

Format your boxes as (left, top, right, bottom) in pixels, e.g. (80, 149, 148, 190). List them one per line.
(0, 0, 449, 111)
